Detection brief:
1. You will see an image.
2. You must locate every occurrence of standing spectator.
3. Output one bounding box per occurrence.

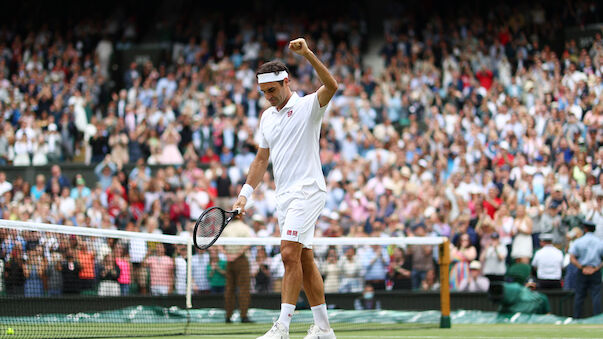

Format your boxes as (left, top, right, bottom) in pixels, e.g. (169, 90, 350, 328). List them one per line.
(480, 232, 507, 282)
(24, 247, 45, 297)
(407, 224, 435, 290)
(98, 253, 121, 296)
(387, 247, 412, 290)
(126, 222, 147, 294)
(339, 246, 363, 293)
(221, 219, 253, 323)
(321, 247, 342, 293)
(511, 205, 533, 263)
(207, 246, 227, 294)
(95, 156, 117, 191)
(361, 244, 390, 290)
(449, 233, 477, 290)
(159, 123, 183, 165)
(458, 261, 489, 292)
(114, 243, 131, 296)
(61, 249, 81, 295)
(77, 240, 96, 292)
(251, 247, 272, 293)
(45, 251, 63, 296)
(174, 245, 188, 295)
(5, 246, 25, 295)
(144, 243, 174, 296)
(192, 248, 211, 295)
(531, 234, 564, 289)
(569, 220, 603, 318)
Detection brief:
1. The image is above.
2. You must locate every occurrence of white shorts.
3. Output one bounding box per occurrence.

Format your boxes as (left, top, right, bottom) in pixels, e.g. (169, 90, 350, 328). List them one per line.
(276, 182, 326, 249)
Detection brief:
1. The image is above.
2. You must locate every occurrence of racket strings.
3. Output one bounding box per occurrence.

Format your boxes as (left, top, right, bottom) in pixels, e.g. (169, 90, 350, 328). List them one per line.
(195, 209, 225, 247)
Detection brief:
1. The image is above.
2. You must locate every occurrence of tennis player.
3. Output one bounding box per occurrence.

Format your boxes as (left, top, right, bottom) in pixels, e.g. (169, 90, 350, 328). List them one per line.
(233, 38, 337, 339)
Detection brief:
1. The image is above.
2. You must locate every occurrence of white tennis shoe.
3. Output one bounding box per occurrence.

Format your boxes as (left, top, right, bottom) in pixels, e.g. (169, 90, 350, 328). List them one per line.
(303, 324, 336, 339)
(256, 321, 289, 339)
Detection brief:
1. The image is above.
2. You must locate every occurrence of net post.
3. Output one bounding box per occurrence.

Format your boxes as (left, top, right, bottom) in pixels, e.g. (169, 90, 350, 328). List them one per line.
(186, 237, 193, 309)
(438, 238, 451, 328)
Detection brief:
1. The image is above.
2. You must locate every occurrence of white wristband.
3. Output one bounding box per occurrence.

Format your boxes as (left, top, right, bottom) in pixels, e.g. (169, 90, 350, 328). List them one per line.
(238, 184, 254, 200)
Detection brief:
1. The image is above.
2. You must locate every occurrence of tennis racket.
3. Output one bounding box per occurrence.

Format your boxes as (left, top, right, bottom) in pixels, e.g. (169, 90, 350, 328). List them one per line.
(192, 207, 240, 250)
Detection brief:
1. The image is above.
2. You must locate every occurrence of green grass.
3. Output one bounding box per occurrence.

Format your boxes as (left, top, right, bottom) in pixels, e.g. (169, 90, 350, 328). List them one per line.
(3, 324, 603, 339)
(126, 324, 603, 339)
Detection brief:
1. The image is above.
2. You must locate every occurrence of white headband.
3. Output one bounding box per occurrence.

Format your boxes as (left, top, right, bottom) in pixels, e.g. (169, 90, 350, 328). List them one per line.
(257, 71, 288, 84)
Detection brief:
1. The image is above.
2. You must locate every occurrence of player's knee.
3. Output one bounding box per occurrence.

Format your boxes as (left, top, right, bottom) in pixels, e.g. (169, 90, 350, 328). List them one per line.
(281, 245, 302, 267)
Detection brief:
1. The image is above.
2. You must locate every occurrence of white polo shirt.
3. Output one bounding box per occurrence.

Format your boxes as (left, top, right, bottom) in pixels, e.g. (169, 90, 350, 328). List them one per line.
(531, 245, 564, 280)
(259, 92, 327, 196)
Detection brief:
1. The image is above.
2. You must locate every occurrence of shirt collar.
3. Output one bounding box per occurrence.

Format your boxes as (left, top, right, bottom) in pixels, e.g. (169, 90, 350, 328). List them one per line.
(273, 92, 299, 113)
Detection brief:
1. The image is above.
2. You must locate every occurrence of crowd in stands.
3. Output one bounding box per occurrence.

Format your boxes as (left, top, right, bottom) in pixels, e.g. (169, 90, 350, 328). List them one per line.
(1, 1, 603, 299)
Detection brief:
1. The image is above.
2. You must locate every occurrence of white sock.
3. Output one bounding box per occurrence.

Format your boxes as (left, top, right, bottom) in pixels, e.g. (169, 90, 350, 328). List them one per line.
(277, 303, 296, 331)
(311, 304, 330, 331)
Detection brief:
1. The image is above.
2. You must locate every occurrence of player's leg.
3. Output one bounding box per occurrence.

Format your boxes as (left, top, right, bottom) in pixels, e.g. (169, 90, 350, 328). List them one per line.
(301, 248, 325, 306)
(589, 273, 601, 315)
(238, 256, 252, 322)
(301, 248, 335, 338)
(224, 260, 236, 322)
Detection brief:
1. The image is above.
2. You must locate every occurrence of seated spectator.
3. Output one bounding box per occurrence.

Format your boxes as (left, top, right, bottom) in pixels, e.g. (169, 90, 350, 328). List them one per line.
(420, 269, 440, 291)
(354, 284, 381, 310)
(532, 234, 564, 289)
(458, 261, 489, 292)
(70, 177, 91, 200)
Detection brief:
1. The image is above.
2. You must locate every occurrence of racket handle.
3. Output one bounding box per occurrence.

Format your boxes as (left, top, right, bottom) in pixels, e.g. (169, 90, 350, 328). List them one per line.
(235, 208, 242, 215)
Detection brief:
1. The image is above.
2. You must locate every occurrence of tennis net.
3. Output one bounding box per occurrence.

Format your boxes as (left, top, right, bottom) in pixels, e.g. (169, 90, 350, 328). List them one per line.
(0, 219, 449, 338)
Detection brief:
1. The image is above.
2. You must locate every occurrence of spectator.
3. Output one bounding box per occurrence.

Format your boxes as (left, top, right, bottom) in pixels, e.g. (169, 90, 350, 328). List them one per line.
(98, 253, 121, 296)
(45, 251, 63, 296)
(95, 156, 117, 191)
(114, 243, 131, 296)
(5, 245, 25, 295)
(23, 246, 45, 297)
(420, 269, 440, 291)
(458, 261, 489, 292)
(144, 243, 174, 296)
(339, 246, 363, 293)
(77, 240, 96, 292)
(321, 247, 342, 293)
(30, 174, 46, 202)
(450, 233, 477, 291)
(531, 234, 564, 289)
(251, 247, 272, 293)
(387, 246, 412, 290)
(46, 165, 70, 192)
(207, 246, 227, 294)
(61, 249, 81, 295)
(407, 224, 435, 290)
(361, 244, 390, 290)
(174, 244, 188, 295)
(354, 284, 381, 310)
(569, 220, 603, 318)
(480, 232, 507, 282)
(192, 248, 211, 295)
(511, 205, 533, 264)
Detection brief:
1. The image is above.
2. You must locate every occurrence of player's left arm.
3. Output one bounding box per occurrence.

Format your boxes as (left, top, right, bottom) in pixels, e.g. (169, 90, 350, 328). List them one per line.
(289, 38, 337, 107)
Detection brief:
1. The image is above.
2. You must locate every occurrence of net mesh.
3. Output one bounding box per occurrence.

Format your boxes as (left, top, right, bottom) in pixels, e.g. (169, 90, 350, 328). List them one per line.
(0, 219, 446, 338)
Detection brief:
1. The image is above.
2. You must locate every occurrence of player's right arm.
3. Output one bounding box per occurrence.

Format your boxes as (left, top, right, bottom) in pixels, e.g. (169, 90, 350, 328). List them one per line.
(232, 147, 270, 214)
